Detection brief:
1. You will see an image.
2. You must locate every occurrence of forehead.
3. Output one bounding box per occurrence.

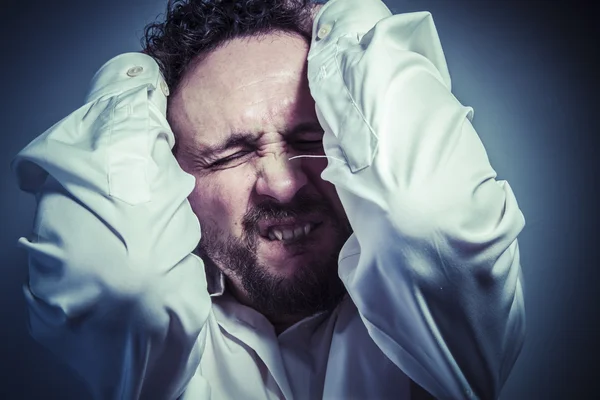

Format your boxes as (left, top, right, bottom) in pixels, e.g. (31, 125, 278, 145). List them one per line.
(169, 32, 315, 148)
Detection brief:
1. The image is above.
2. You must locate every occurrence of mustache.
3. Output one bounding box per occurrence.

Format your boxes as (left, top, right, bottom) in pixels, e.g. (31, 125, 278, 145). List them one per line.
(241, 192, 335, 236)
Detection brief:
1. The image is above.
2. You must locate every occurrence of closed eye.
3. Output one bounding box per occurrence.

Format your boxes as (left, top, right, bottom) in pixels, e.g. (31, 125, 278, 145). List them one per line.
(209, 150, 253, 168)
(292, 140, 323, 151)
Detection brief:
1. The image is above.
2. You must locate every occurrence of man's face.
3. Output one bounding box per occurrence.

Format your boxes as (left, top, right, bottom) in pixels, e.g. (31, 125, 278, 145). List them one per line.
(169, 32, 351, 321)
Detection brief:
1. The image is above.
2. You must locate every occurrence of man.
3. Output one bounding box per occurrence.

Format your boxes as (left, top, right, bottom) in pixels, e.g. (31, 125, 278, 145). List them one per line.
(12, 0, 526, 398)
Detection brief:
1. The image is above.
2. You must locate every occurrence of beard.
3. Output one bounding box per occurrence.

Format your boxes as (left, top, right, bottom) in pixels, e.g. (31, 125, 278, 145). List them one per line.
(196, 192, 352, 321)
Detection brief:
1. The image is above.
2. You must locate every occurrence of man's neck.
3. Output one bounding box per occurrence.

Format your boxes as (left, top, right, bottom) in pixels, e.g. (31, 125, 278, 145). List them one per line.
(225, 278, 305, 335)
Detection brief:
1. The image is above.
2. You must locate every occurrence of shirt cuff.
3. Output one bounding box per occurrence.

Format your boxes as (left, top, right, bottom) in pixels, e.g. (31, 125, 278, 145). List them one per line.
(309, 0, 392, 56)
(85, 52, 170, 114)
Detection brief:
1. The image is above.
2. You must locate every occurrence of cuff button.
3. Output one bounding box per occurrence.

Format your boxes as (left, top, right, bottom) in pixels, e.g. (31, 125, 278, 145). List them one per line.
(317, 24, 332, 40)
(160, 80, 170, 96)
(126, 66, 144, 77)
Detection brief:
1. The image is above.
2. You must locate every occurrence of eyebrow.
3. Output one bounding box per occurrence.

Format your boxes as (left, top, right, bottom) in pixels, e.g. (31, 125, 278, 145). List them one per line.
(198, 132, 257, 158)
(197, 121, 323, 157)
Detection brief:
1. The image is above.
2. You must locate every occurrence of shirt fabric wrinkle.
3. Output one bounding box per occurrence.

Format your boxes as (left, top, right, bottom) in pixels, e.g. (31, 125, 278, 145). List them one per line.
(11, 0, 525, 399)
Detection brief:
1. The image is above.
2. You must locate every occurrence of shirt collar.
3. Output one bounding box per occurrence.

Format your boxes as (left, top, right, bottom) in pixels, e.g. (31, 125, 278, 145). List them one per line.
(204, 257, 226, 297)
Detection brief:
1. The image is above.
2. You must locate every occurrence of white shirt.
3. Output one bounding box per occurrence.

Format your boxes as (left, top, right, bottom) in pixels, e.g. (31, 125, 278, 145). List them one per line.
(12, 0, 526, 399)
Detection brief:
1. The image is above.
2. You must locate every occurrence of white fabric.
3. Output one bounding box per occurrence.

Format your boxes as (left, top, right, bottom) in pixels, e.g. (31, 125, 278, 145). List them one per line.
(12, 0, 525, 399)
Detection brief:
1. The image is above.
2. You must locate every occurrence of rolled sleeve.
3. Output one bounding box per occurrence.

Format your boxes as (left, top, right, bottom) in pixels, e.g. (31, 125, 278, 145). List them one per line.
(12, 52, 209, 400)
(308, 1, 526, 398)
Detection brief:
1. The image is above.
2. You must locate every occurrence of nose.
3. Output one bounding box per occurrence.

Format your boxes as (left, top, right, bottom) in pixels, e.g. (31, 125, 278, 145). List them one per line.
(254, 151, 308, 204)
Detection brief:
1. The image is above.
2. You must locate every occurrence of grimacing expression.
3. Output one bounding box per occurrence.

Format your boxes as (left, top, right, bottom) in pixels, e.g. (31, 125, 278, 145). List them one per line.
(168, 32, 351, 320)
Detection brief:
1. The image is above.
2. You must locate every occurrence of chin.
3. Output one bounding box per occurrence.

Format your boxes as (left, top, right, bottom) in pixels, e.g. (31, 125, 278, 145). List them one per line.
(267, 257, 319, 280)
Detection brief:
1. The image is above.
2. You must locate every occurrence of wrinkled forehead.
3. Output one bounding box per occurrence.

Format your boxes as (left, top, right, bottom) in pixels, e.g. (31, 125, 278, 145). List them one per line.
(185, 32, 309, 90)
(168, 32, 315, 146)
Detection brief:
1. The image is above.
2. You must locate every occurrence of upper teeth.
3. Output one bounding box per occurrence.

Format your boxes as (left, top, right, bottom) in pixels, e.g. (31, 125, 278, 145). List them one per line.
(268, 223, 313, 241)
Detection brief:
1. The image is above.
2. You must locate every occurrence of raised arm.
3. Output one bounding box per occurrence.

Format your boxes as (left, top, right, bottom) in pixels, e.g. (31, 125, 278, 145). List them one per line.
(307, 0, 525, 398)
(12, 53, 209, 399)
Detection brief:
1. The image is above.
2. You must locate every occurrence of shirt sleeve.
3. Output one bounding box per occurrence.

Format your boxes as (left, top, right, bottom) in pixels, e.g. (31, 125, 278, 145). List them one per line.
(11, 53, 209, 400)
(307, 1, 526, 399)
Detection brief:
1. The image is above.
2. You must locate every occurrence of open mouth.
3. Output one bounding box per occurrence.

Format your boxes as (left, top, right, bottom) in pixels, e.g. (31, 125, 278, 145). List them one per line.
(258, 219, 323, 244)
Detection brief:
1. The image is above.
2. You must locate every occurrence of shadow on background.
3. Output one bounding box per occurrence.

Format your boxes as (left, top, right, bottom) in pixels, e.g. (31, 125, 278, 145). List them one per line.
(0, 0, 597, 398)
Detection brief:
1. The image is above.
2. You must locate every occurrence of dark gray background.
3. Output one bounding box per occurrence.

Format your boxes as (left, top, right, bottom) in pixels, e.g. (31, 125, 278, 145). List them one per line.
(1, 0, 597, 399)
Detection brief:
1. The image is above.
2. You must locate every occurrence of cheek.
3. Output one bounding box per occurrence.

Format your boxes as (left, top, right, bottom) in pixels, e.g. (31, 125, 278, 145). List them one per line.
(303, 158, 347, 218)
(302, 156, 330, 192)
(188, 170, 256, 234)
(301, 156, 327, 178)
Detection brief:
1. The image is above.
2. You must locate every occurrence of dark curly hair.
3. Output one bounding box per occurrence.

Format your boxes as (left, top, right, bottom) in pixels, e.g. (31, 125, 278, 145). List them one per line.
(142, 0, 315, 93)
